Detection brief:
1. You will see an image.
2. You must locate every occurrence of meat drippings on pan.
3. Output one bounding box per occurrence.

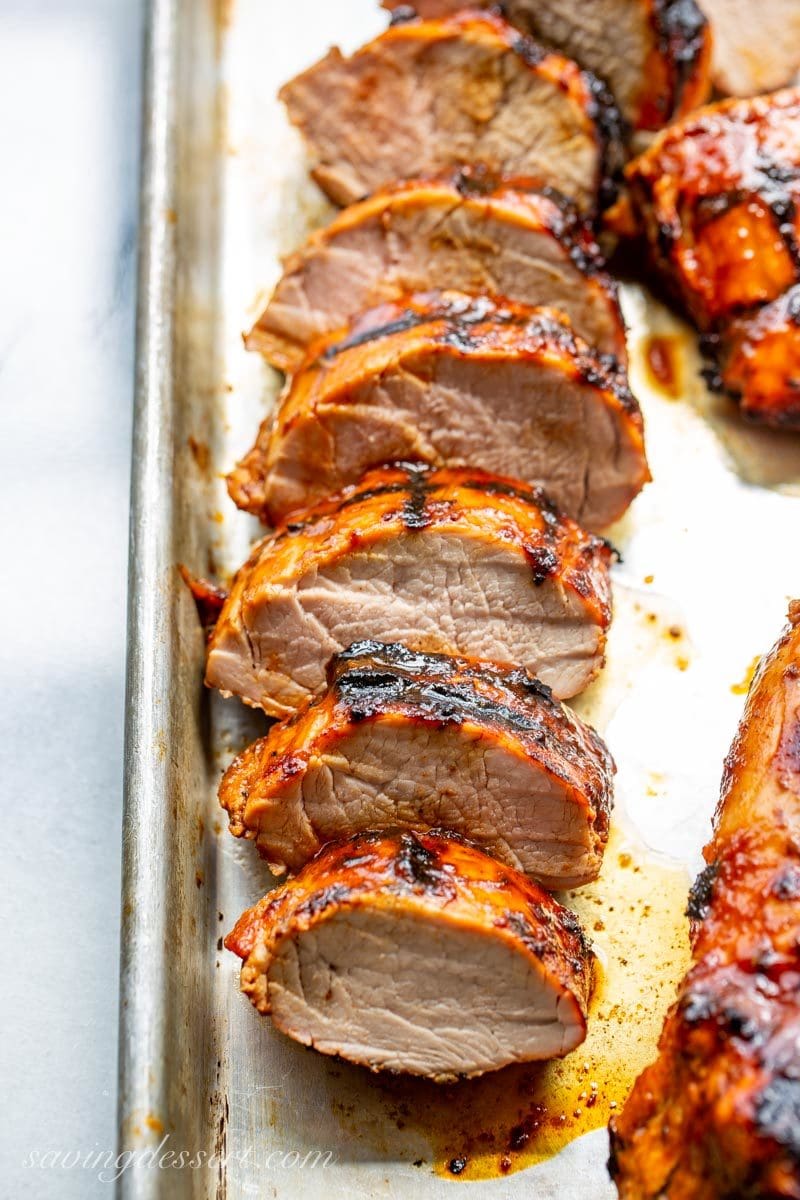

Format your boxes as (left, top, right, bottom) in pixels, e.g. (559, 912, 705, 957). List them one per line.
(328, 827, 691, 1179)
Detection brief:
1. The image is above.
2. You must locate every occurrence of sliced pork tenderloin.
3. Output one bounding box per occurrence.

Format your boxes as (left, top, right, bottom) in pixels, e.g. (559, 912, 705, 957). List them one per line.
(697, 0, 800, 97)
(246, 172, 627, 372)
(226, 829, 594, 1080)
(232, 292, 648, 532)
(383, 0, 711, 132)
(206, 464, 613, 717)
(279, 11, 623, 216)
(219, 640, 615, 889)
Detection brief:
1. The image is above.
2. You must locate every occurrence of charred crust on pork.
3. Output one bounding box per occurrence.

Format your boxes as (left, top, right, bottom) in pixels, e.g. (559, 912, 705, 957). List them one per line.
(686, 860, 720, 921)
(754, 1079, 800, 1159)
(653, 0, 709, 117)
(308, 292, 638, 418)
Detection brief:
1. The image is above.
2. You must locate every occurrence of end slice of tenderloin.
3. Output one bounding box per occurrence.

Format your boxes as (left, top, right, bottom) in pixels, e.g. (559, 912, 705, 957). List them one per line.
(207, 464, 613, 717)
(230, 292, 649, 533)
(709, 286, 800, 432)
(697, 0, 800, 98)
(279, 11, 623, 216)
(246, 173, 627, 373)
(383, 0, 711, 133)
(225, 829, 594, 1080)
(625, 89, 800, 331)
(220, 641, 615, 889)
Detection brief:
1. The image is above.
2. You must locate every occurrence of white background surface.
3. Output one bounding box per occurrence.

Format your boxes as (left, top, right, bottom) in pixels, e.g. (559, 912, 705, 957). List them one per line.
(0, 1, 143, 1195)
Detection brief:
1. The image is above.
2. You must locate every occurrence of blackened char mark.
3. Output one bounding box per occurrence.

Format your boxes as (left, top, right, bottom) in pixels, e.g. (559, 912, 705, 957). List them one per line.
(788, 288, 800, 325)
(759, 162, 800, 275)
(754, 1078, 800, 1159)
(510, 31, 546, 69)
(771, 863, 800, 899)
(525, 545, 560, 586)
(505, 668, 555, 706)
(335, 639, 448, 674)
(317, 294, 513, 365)
(402, 465, 432, 530)
(503, 909, 551, 960)
(686, 860, 720, 921)
(295, 882, 352, 921)
(387, 4, 417, 25)
(320, 311, 423, 361)
(655, 0, 708, 117)
(417, 680, 546, 738)
(584, 72, 625, 211)
(393, 832, 452, 893)
(333, 657, 547, 739)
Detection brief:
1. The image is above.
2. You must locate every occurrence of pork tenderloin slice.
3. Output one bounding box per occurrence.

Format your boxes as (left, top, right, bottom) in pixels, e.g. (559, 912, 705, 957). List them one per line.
(279, 11, 623, 216)
(220, 640, 615, 889)
(697, 0, 800, 97)
(625, 88, 800, 331)
(383, 0, 711, 132)
(246, 173, 627, 371)
(232, 291, 648, 531)
(226, 829, 593, 1080)
(207, 464, 613, 717)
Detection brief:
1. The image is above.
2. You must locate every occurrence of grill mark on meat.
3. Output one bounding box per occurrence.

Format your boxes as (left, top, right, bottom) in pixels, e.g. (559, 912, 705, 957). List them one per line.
(401, 465, 433, 531)
(525, 546, 560, 586)
(686, 860, 720, 921)
(321, 312, 425, 360)
(754, 1079, 800, 1159)
(295, 883, 352, 921)
(654, 0, 710, 117)
(334, 662, 548, 739)
(583, 72, 625, 212)
(393, 830, 456, 893)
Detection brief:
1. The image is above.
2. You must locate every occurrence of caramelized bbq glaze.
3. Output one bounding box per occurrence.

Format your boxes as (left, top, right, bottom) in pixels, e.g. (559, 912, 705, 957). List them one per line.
(626, 88, 800, 331)
(610, 603, 800, 1198)
(712, 286, 800, 431)
(245, 170, 627, 371)
(207, 463, 614, 715)
(214, 462, 613, 646)
(230, 291, 647, 530)
(219, 640, 614, 885)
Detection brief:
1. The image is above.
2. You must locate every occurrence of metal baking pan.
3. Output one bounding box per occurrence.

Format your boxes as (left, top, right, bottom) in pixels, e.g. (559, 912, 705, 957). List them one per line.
(118, 1, 800, 1196)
